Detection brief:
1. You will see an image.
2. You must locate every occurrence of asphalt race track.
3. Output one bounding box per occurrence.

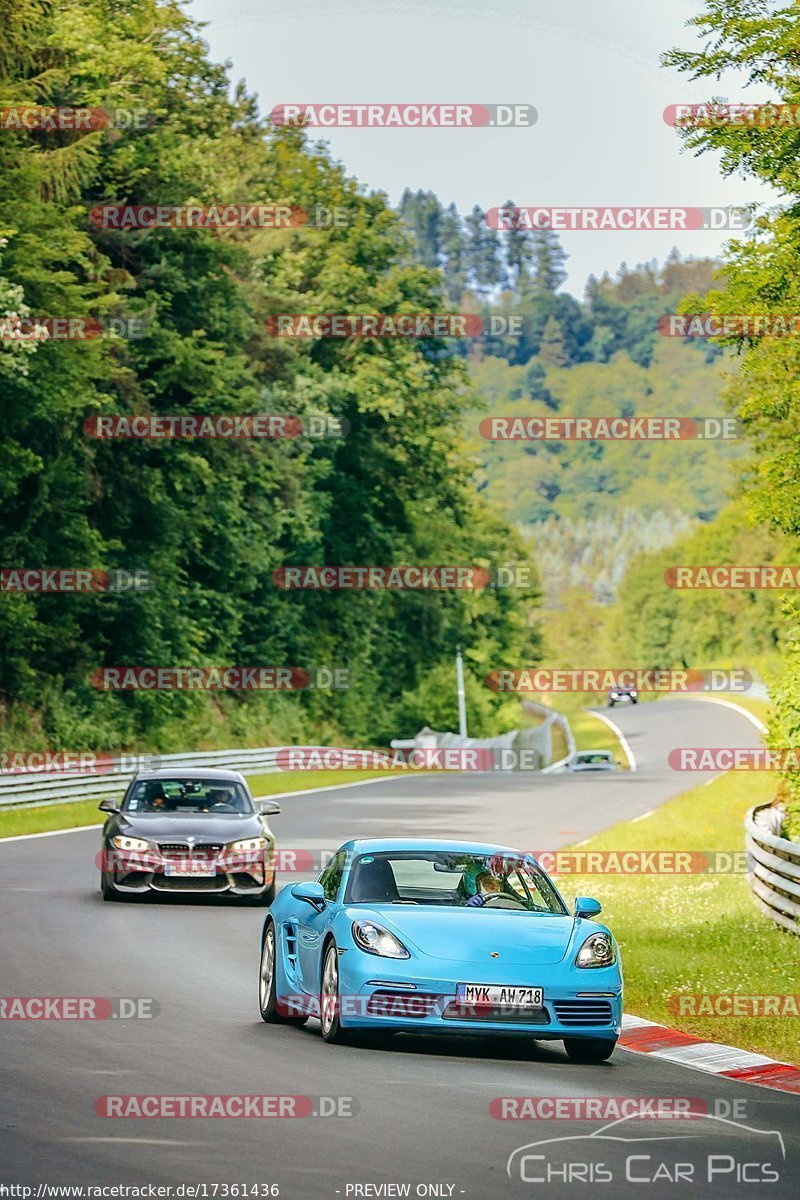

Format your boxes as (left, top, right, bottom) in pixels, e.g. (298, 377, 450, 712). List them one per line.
(1, 699, 797, 1199)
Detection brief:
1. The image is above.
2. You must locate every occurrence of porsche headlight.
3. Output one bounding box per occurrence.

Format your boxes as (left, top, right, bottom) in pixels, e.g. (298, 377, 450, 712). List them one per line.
(229, 837, 269, 852)
(575, 932, 616, 969)
(112, 835, 150, 852)
(352, 920, 410, 959)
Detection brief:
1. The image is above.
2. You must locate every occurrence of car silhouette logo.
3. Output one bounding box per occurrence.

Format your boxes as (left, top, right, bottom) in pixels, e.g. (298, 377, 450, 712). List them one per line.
(490, 951, 500, 958)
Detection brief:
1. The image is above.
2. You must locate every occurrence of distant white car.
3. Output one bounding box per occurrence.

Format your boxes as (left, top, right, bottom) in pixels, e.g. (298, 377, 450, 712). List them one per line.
(567, 750, 618, 773)
(608, 687, 637, 707)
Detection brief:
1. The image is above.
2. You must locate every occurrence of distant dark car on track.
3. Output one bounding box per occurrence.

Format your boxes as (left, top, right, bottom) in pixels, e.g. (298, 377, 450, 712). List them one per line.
(98, 768, 280, 904)
(608, 686, 637, 707)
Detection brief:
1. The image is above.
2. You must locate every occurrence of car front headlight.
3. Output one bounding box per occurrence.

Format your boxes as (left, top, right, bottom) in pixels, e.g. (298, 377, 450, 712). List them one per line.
(352, 920, 410, 959)
(112, 835, 150, 852)
(629, 689, 638, 697)
(229, 837, 269, 852)
(575, 932, 616, 968)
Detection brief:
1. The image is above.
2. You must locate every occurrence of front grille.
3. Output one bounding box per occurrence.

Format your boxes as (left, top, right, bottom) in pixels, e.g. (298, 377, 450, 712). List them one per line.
(151, 874, 228, 892)
(366, 991, 440, 1018)
(158, 844, 224, 864)
(552, 999, 613, 1026)
(442, 1002, 550, 1024)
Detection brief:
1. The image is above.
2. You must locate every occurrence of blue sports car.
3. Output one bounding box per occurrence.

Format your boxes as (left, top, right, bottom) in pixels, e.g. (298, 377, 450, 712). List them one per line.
(258, 838, 623, 1061)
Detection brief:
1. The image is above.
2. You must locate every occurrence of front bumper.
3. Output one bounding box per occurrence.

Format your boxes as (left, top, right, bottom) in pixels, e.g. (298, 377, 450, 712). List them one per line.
(319, 955, 622, 1040)
(102, 845, 274, 897)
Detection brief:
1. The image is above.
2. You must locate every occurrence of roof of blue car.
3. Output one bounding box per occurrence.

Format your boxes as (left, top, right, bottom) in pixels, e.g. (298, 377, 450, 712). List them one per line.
(340, 837, 526, 856)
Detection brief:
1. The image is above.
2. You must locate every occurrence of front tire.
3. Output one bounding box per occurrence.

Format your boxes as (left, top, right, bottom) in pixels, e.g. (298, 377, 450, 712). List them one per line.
(563, 1036, 617, 1063)
(320, 941, 349, 1044)
(259, 922, 308, 1024)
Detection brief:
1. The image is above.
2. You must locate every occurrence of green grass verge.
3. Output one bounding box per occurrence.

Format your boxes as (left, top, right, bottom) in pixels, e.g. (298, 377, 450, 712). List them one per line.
(561, 770, 799, 1065)
(0, 768, 405, 840)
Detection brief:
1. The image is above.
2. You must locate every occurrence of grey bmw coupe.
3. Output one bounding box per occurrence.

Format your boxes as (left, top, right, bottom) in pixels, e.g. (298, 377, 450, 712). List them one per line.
(98, 768, 280, 904)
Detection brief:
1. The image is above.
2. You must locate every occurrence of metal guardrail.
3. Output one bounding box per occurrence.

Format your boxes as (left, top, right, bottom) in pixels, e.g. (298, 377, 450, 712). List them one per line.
(745, 803, 800, 935)
(0, 747, 283, 811)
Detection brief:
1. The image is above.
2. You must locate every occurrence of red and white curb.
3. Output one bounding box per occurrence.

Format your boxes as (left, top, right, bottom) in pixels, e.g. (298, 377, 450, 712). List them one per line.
(620, 1014, 800, 1095)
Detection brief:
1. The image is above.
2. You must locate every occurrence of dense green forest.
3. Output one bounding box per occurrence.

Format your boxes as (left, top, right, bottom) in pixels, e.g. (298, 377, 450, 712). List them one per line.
(398, 193, 738, 603)
(0, 0, 537, 750)
(663, 0, 800, 825)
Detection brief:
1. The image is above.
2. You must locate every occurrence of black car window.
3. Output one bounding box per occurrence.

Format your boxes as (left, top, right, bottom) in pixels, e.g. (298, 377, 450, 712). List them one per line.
(318, 850, 346, 901)
(123, 779, 253, 813)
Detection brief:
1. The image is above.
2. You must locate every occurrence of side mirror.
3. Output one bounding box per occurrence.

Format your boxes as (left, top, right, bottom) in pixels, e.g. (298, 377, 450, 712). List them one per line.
(574, 895, 602, 919)
(98, 799, 121, 814)
(291, 881, 326, 911)
(257, 799, 281, 816)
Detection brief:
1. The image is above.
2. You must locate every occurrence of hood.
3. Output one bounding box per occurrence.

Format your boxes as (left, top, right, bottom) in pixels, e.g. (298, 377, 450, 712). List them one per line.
(346, 905, 579, 966)
(117, 812, 265, 844)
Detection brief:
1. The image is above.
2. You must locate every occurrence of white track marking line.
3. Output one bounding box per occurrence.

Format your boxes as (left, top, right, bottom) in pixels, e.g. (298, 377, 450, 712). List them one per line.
(589, 710, 637, 771)
(678, 694, 767, 734)
(0, 772, 416, 845)
(0, 823, 104, 844)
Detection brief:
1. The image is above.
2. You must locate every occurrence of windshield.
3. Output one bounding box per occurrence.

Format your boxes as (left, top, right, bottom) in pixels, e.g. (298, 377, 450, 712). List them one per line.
(575, 752, 613, 764)
(344, 851, 568, 913)
(123, 778, 253, 814)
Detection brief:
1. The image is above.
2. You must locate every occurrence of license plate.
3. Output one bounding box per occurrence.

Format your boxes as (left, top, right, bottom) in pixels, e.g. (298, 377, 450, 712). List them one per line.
(456, 984, 543, 1009)
(163, 861, 216, 877)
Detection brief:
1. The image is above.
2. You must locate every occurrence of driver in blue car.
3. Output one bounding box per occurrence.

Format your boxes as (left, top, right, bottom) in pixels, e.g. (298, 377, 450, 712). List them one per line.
(465, 869, 503, 907)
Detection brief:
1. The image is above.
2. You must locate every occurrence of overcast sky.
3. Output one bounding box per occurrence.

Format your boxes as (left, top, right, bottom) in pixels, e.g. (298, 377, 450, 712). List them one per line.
(189, 0, 778, 296)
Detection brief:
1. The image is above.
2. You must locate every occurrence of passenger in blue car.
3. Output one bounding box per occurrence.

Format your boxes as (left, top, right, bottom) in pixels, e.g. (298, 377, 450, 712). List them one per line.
(465, 870, 503, 907)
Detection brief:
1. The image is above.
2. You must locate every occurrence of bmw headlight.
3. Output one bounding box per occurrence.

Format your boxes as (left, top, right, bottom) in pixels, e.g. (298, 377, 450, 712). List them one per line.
(352, 920, 410, 959)
(112, 835, 150, 852)
(229, 837, 269, 852)
(575, 932, 616, 968)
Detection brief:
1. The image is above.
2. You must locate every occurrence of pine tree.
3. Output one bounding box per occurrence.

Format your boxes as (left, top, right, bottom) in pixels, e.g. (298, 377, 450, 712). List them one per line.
(532, 229, 568, 293)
